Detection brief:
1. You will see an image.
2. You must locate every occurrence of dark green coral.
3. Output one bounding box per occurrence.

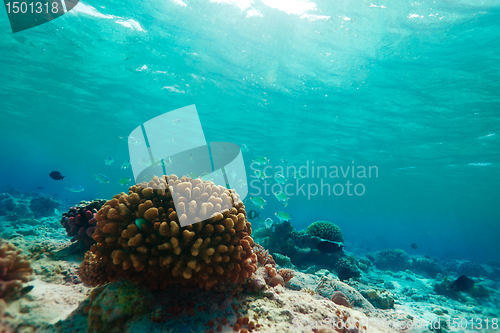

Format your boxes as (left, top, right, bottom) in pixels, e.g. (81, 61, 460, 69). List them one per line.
(306, 221, 344, 242)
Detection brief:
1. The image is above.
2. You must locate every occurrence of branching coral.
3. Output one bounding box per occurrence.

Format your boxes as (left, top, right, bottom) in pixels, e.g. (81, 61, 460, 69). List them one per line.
(0, 239, 33, 300)
(79, 175, 257, 290)
(61, 199, 107, 246)
(252, 244, 275, 266)
(306, 221, 344, 242)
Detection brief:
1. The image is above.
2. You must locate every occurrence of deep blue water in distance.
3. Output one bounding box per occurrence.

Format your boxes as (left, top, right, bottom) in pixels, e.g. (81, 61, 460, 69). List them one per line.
(0, 0, 499, 262)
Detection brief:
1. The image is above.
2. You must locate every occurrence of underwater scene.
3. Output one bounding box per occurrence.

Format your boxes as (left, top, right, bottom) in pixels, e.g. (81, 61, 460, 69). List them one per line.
(1, 0, 500, 332)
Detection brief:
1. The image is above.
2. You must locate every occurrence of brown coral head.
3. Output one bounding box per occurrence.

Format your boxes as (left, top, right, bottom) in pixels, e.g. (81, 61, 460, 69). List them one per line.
(0, 240, 33, 300)
(79, 175, 257, 290)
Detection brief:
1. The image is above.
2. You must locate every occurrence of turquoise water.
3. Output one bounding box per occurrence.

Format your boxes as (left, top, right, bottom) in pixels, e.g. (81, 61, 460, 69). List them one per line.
(0, 0, 499, 261)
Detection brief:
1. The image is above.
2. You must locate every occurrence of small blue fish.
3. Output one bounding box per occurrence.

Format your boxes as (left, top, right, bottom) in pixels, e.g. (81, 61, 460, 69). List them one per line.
(93, 174, 109, 184)
(250, 196, 266, 209)
(274, 191, 288, 207)
(104, 157, 114, 165)
(121, 161, 131, 169)
(118, 177, 132, 186)
(252, 156, 270, 165)
(274, 174, 287, 184)
(66, 186, 84, 193)
(275, 211, 291, 222)
(241, 144, 249, 152)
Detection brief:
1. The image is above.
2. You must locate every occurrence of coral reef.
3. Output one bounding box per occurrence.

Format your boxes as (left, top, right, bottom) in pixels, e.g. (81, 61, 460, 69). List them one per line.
(431, 276, 491, 301)
(264, 264, 285, 287)
(254, 221, 318, 264)
(373, 249, 409, 271)
(79, 175, 257, 290)
(50, 270, 397, 333)
(30, 196, 60, 218)
(60, 199, 107, 246)
(0, 239, 33, 300)
(252, 244, 275, 266)
(0, 190, 60, 220)
(458, 261, 488, 277)
(410, 257, 443, 278)
(433, 278, 466, 301)
(335, 256, 361, 281)
(79, 251, 111, 287)
(273, 253, 291, 267)
(287, 271, 376, 311)
(466, 284, 491, 299)
(0, 194, 15, 217)
(358, 257, 372, 273)
(361, 289, 395, 309)
(0, 193, 34, 220)
(254, 221, 360, 280)
(306, 220, 344, 242)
